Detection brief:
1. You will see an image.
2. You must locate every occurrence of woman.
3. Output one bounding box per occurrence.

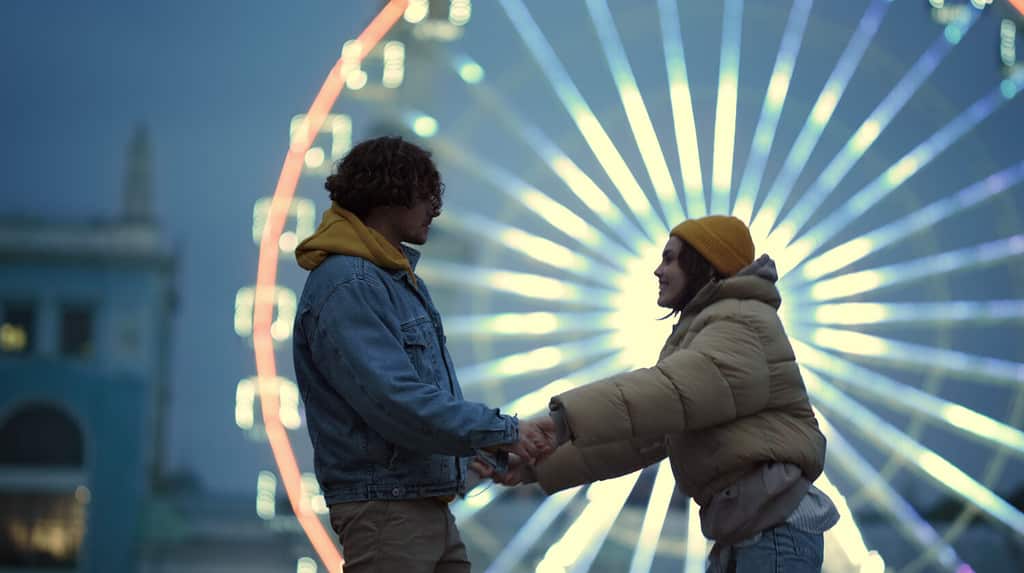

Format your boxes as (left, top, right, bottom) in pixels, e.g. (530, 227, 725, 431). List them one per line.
(480, 215, 838, 572)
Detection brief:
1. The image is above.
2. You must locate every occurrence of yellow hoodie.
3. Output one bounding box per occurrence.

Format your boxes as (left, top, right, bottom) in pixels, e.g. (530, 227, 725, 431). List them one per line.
(295, 205, 416, 287)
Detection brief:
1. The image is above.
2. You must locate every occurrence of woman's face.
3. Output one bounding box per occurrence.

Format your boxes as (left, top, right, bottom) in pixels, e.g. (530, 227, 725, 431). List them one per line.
(654, 236, 687, 308)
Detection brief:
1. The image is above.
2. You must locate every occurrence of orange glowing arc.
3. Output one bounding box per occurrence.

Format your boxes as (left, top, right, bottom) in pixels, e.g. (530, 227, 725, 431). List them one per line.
(253, 1, 408, 571)
(1012, 0, 1024, 16)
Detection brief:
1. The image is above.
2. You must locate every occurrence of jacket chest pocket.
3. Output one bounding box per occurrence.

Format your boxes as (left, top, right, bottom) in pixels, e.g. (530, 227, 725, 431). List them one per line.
(400, 319, 442, 387)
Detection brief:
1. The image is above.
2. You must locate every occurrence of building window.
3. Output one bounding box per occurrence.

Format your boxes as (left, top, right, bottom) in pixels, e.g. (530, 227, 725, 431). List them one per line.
(0, 404, 88, 567)
(1, 302, 35, 355)
(61, 306, 94, 358)
(0, 491, 87, 567)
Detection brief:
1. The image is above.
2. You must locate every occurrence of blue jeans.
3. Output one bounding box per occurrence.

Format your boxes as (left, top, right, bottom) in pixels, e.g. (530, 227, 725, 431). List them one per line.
(707, 523, 824, 573)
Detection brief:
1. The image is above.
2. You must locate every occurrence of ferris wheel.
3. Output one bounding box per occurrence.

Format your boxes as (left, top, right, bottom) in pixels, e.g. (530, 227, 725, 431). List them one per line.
(240, 1, 1024, 571)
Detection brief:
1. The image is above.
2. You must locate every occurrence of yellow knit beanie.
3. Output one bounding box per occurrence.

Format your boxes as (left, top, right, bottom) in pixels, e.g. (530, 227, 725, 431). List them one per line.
(670, 215, 755, 277)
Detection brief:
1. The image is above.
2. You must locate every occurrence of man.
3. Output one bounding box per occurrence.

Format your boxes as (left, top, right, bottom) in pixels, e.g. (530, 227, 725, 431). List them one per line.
(293, 136, 546, 572)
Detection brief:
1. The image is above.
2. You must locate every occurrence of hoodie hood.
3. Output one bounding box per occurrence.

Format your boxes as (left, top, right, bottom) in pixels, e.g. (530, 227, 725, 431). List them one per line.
(295, 205, 415, 284)
(734, 254, 779, 282)
(685, 254, 782, 316)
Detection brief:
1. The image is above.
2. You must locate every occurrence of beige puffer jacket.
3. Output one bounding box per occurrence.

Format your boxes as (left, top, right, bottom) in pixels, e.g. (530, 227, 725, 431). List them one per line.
(534, 256, 825, 506)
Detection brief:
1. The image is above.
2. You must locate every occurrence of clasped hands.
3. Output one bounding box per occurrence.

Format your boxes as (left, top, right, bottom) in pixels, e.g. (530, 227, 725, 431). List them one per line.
(472, 416, 558, 486)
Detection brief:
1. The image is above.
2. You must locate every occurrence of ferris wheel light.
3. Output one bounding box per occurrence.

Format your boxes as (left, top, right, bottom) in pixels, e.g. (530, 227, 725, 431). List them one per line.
(457, 60, 484, 84)
(1002, 78, 1020, 99)
(409, 113, 438, 137)
(345, 70, 368, 90)
(303, 147, 324, 169)
(449, 0, 472, 26)
(296, 557, 316, 573)
(253, 1, 1024, 568)
(404, 0, 428, 23)
(256, 471, 277, 520)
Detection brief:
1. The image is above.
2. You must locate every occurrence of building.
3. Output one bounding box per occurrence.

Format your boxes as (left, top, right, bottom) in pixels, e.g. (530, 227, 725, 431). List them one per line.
(0, 127, 177, 572)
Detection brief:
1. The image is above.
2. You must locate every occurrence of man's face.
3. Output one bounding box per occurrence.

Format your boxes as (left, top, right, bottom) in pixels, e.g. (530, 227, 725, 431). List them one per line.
(654, 236, 687, 308)
(393, 195, 440, 245)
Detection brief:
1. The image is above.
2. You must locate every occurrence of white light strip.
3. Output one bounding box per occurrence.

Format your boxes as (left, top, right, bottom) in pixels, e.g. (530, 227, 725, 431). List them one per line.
(587, 0, 684, 227)
(486, 487, 583, 573)
(657, 0, 706, 217)
(804, 370, 1024, 535)
(500, 0, 667, 238)
(628, 462, 675, 573)
(710, 0, 743, 215)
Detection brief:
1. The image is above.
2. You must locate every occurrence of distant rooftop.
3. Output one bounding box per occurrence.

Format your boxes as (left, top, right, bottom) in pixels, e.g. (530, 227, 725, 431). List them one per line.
(0, 217, 173, 266)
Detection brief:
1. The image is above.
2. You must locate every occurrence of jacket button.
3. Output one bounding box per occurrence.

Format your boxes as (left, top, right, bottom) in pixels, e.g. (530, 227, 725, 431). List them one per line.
(391, 487, 401, 496)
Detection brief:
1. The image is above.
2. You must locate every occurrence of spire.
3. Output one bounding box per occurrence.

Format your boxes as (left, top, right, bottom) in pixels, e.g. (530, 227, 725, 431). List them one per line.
(123, 124, 153, 224)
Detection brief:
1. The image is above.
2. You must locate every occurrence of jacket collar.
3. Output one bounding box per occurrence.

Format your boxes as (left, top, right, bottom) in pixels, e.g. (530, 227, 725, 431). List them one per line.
(390, 245, 422, 283)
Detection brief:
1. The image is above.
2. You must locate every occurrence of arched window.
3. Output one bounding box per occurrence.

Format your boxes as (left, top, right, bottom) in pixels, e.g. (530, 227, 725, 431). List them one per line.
(0, 403, 88, 567)
(0, 404, 84, 466)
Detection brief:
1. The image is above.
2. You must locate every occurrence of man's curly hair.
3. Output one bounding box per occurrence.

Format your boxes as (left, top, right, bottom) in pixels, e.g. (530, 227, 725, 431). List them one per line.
(325, 136, 443, 219)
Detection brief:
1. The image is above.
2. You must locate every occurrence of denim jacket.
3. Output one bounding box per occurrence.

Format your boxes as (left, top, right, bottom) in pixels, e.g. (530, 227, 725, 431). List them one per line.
(293, 247, 518, 504)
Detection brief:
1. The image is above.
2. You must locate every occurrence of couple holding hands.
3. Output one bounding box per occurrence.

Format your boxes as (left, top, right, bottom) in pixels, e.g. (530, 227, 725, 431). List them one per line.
(292, 136, 837, 573)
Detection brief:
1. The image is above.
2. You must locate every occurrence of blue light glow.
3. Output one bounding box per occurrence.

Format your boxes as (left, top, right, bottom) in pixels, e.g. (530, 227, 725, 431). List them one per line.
(803, 371, 1024, 536)
(587, 0, 685, 226)
(500, 0, 667, 238)
(710, 0, 743, 215)
(657, 0, 706, 218)
(774, 11, 980, 244)
(749, 0, 890, 237)
(732, 0, 813, 224)
(785, 69, 1024, 272)
(798, 160, 1024, 281)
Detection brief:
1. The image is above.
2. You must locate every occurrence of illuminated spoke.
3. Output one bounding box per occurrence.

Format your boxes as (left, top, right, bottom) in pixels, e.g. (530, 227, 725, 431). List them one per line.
(750, 0, 891, 238)
(781, 68, 1024, 274)
(457, 333, 620, 388)
(430, 136, 636, 266)
(499, 0, 667, 239)
(535, 472, 643, 572)
(732, 0, 813, 224)
(817, 414, 954, 571)
(683, 498, 707, 573)
(586, 0, 685, 227)
(803, 300, 1024, 327)
(796, 160, 1024, 282)
(628, 461, 675, 573)
(453, 353, 633, 523)
(803, 370, 1024, 536)
(773, 10, 983, 247)
(485, 487, 584, 573)
(444, 311, 614, 339)
(502, 353, 632, 419)
(710, 0, 743, 215)
(447, 54, 649, 250)
(440, 208, 624, 286)
(796, 341, 1024, 457)
(417, 261, 617, 307)
(455, 352, 649, 527)
(454, 354, 634, 523)
(805, 327, 1024, 387)
(657, 0, 705, 217)
(792, 234, 1024, 301)
(452, 482, 507, 524)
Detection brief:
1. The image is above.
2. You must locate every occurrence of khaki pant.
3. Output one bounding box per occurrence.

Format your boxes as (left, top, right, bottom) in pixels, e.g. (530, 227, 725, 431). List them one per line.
(329, 499, 471, 573)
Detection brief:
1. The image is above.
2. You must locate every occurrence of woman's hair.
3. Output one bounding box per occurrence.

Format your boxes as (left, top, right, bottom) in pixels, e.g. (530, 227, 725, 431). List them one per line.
(667, 240, 723, 314)
(325, 136, 444, 219)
